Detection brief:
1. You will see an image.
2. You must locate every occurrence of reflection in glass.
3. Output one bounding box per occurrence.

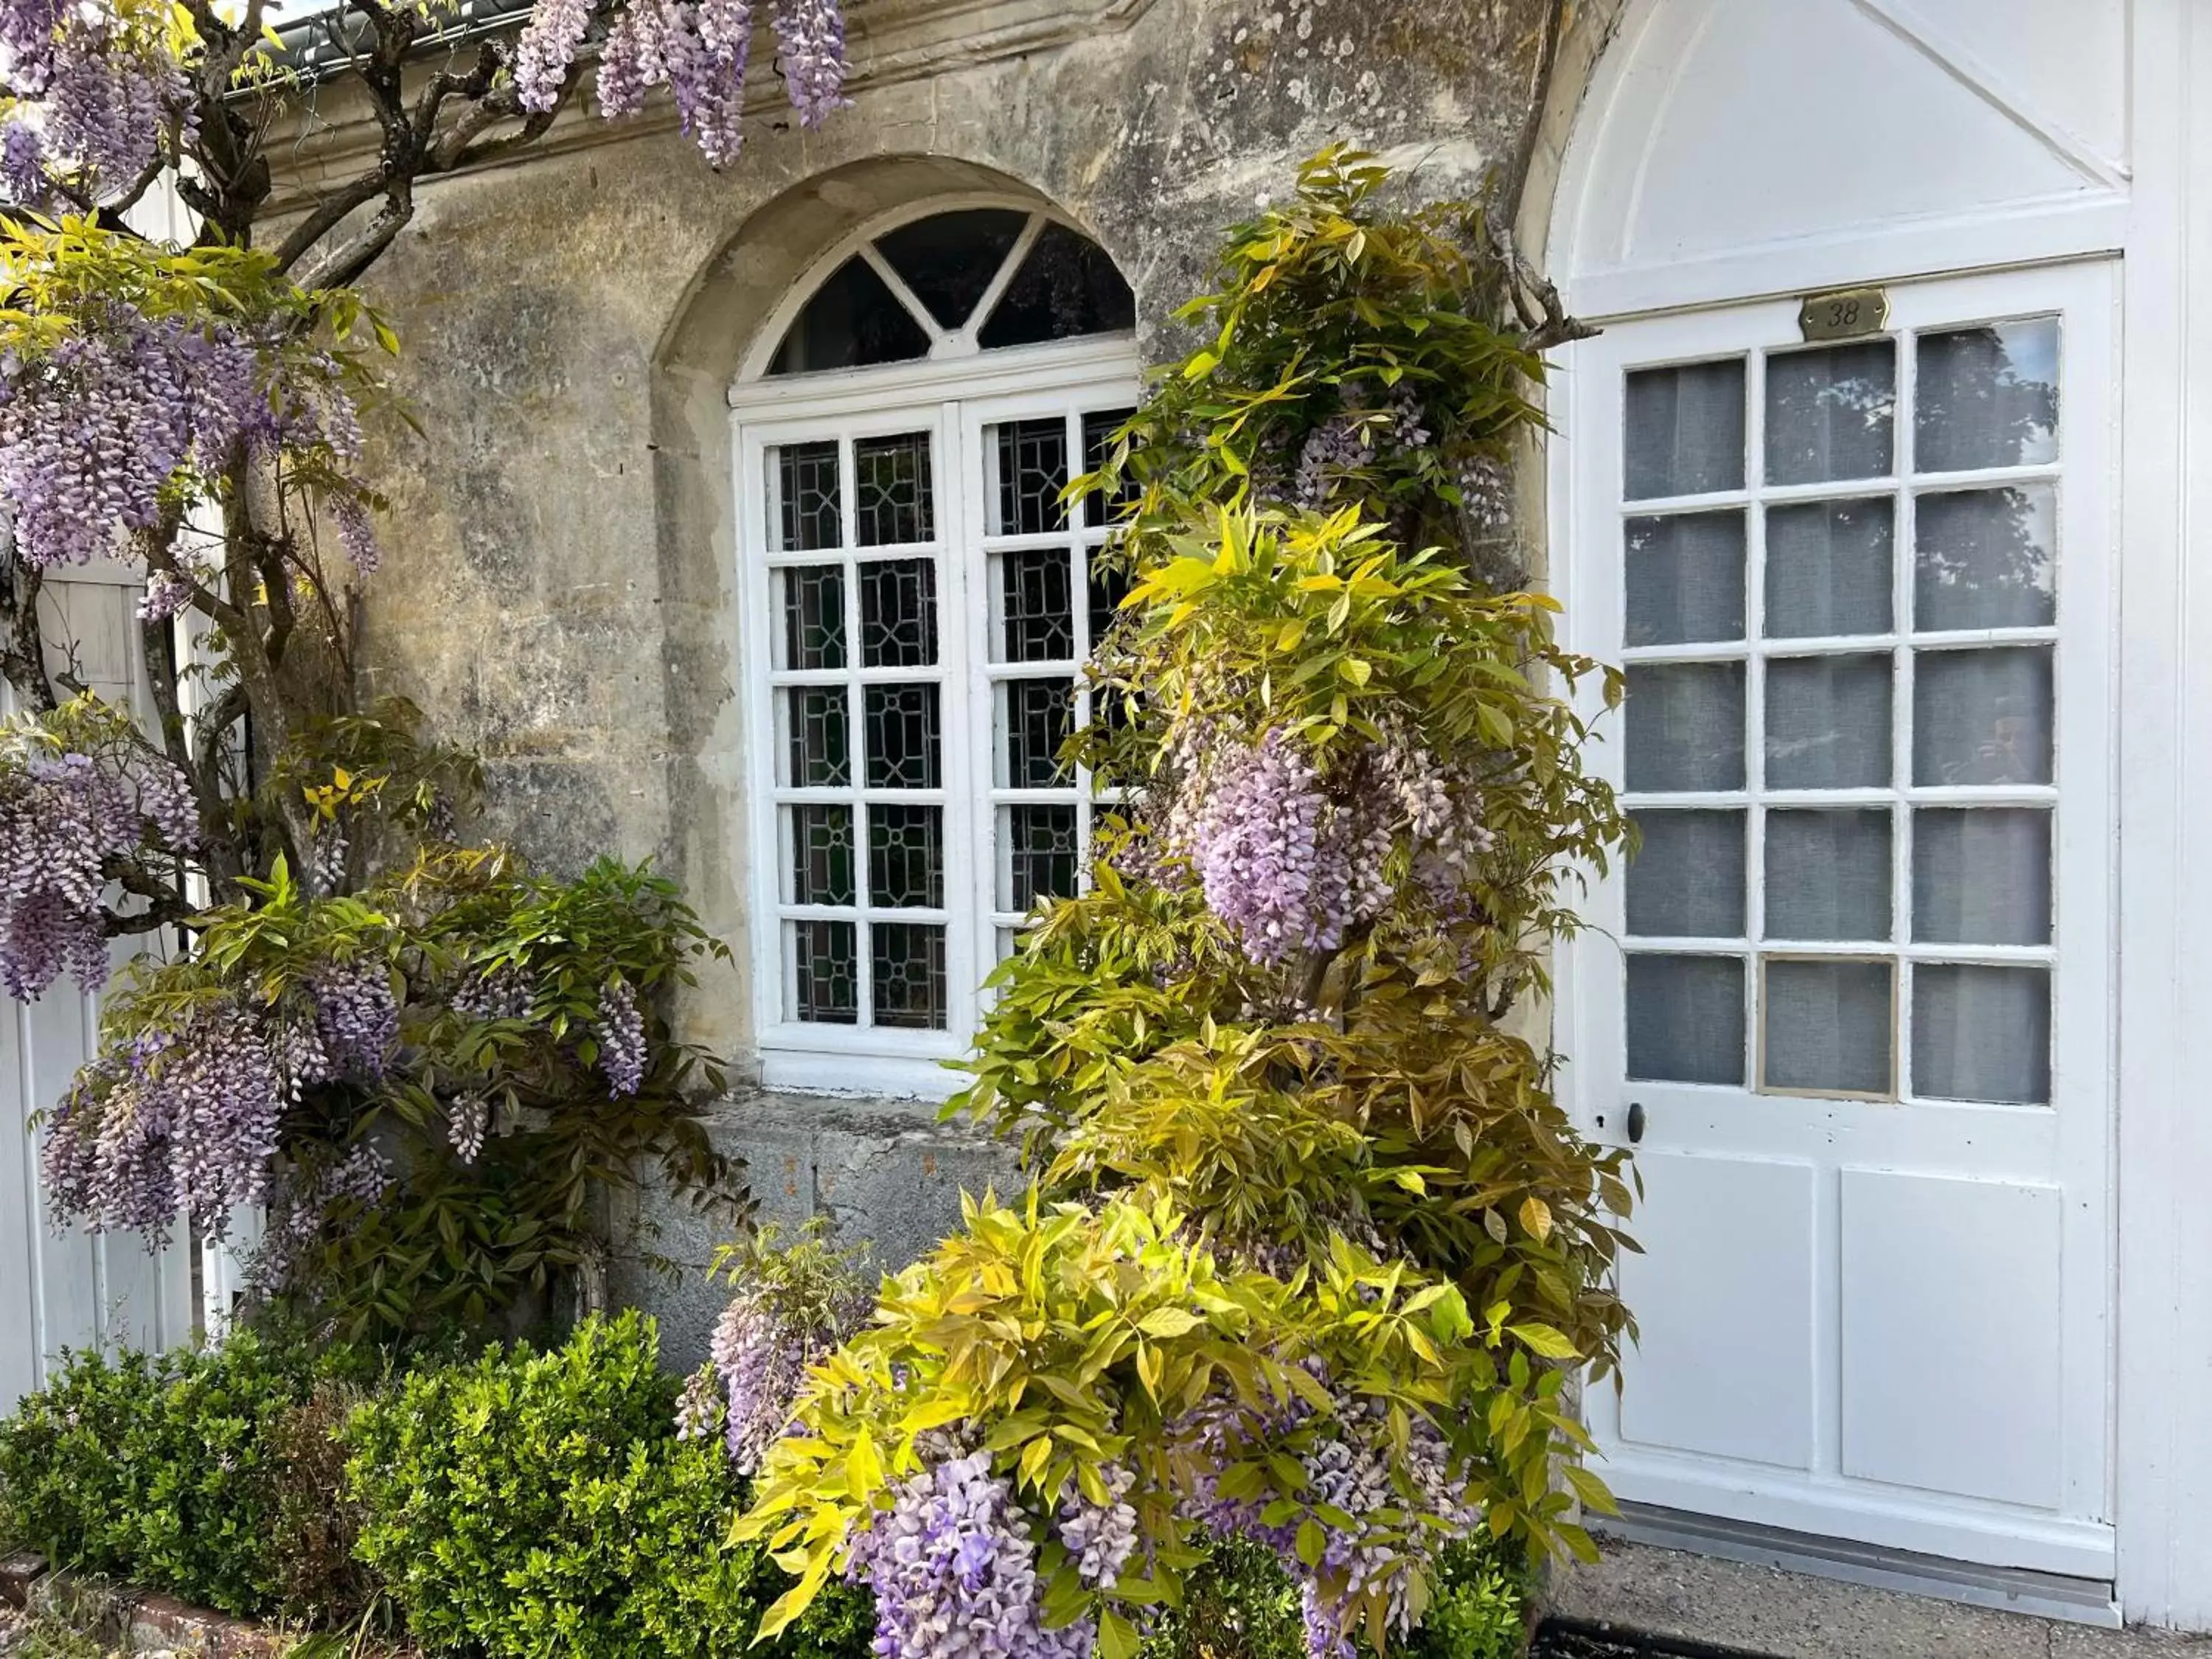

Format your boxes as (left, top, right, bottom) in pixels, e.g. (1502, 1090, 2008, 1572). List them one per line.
(1764, 497, 1893, 639)
(1627, 954, 1745, 1085)
(1763, 958, 1893, 1096)
(787, 805, 855, 906)
(1764, 654, 1893, 789)
(855, 433, 933, 546)
(1625, 810, 1745, 938)
(863, 685, 941, 789)
(1625, 512, 1745, 646)
(1624, 361, 1745, 499)
(768, 257, 931, 375)
(792, 920, 858, 1023)
(777, 565, 845, 669)
(1913, 486, 2056, 631)
(871, 923, 947, 1029)
(978, 223, 1137, 349)
(873, 209, 1028, 330)
(1915, 319, 2059, 473)
(1625, 664, 1746, 793)
(859, 559, 936, 669)
(784, 688, 850, 787)
(1764, 341, 1896, 485)
(776, 441, 841, 551)
(1764, 809, 1891, 940)
(1912, 808, 2051, 946)
(1913, 963, 2050, 1104)
(1913, 647, 2053, 785)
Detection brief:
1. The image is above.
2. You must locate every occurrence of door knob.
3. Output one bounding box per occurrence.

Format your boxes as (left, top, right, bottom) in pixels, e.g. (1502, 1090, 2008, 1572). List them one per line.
(1627, 1101, 1646, 1145)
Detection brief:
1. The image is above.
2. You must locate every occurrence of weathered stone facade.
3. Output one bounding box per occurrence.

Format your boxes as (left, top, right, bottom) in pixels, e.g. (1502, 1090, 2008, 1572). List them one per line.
(287, 0, 1563, 1363)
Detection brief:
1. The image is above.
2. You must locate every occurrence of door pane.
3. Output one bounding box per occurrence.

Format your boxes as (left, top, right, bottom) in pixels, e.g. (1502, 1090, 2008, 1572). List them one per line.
(871, 923, 947, 1029)
(783, 688, 851, 786)
(1001, 679, 1074, 787)
(859, 559, 936, 668)
(1626, 664, 1746, 792)
(1912, 964, 2050, 1104)
(1913, 647, 2053, 785)
(1913, 486, 2056, 631)
(787, 805, 855, 905)
(776, 566, 846, 669)
(1915, 318, 2059, 472)
(998, 549, 1075, 662)
(1764, 809, 1892, 940)
(1627, 512, 1745, 645)
(992, 418, 1068, 534)
(867, 805, 944, 908)
(1627, 955, 1745, 1085)
(1912, 809, 2051, 945)
(854, 433, 933, 545)
(1763, 958, 1893, 1096)
(1764, 342, 1896, 485)
(791, 920, 858, 1023)
(1627, 810, 1746, 938)
(776, 440, 843, 549)
(1765, 654, 1893, 789)
(1003, 804, 1079, 910)
(863, 686, 941, 788)
(1625, 361, 1745, 499)
(1764, 497, 1893, 639)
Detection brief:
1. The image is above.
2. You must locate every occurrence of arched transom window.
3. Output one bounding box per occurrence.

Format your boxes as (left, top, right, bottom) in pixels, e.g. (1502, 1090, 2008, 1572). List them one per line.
(730, 203, 1141, 1095)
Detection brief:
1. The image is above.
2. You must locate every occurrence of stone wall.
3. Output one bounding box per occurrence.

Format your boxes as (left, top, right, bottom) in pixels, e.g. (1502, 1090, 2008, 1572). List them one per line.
(296, 0, 1557, 1360)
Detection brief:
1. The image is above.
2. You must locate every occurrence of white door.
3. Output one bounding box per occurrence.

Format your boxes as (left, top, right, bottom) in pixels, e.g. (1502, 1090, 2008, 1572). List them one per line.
(1557, 262, 2117, 1580)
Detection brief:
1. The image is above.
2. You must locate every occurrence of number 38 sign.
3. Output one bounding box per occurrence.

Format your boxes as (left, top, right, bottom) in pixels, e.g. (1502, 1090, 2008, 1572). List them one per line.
(1798, 285, 1892, 341)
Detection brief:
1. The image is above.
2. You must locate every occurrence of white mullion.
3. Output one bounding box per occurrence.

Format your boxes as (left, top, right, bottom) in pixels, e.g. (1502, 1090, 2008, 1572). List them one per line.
(954, 215, 1046, 355)
(858, 243, 950, 354)
(1894, 320, 1921, 1091)
(1625, 625, 2058, 665)
(937, 407, 978, 1041)
(835, 433, 875, 1032)
(1067, 403, 1096, 885)
(1745, 344, 1769, 1088)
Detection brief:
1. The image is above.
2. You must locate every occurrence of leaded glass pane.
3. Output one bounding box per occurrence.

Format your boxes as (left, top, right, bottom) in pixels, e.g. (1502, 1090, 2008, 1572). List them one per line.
(1005, 804, 1079, 910)
(978, 223, 1137, 350)
(1765, 497, 1893, 639)
(791, 920, 858, 1023)
(783, 687, 850, 786)
(860, 558, 936, 669)
(1764, 809, 1892, 941)
(873, 209, 1028, 330)
(868, 804, 944, 908)
(1003, 679, 1074, 787)
(1083, 408, 1140, 527)
(1625, 664, 1746, 793)
(1764, 341, 1896, 485)
(776, 441, 841, 551)
(1000, 549, 1074, 662)
(1762, 959, 1893, 1096)
(1912, 647, 2053, 786)
(872, 923, 947, 1030)
(787, 805, 855, 905)
(1915, 319, 2059, 473)
(1625, 511, 1745, 646)
(1625, 360, 1745, 499)
(1913, 964, 2049, 1104)
(855, 433, 933, 546)
(776, 565, 845, 670)
(1088, 557, 1131, 650)
(1625, 810, 1745, 938)
(863, 685, 940, 789)
(1627, 954, 1745, 1085)
(992, 419, 1068, 535)
(1913, 486, 2056, 631)
(768, 257, 931, 376)
(1764, 654, 1892, 790)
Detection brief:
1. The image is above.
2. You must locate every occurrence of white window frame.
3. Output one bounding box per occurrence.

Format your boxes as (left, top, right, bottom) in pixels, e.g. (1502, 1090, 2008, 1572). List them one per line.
(728, 201, 1141, 1097)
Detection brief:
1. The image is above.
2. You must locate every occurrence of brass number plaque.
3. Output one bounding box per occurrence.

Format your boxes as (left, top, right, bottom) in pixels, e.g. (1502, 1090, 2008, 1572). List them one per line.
(1798, 286, 1891, 342)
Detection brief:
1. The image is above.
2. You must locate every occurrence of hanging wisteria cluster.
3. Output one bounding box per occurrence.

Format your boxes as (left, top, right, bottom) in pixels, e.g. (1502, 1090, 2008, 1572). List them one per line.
(0, 0, 192, 202)
(0, 709, 197, 1001)
(700, 1225, 874, 1475)
(514, 0, 848, 167)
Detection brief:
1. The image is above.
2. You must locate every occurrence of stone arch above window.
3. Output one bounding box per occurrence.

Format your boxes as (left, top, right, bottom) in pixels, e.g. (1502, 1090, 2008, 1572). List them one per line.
(757, 204, 1136, 378)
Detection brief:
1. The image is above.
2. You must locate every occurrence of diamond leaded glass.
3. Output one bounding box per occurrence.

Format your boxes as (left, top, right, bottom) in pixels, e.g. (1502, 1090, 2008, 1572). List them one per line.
(860, 558, 937, 669)
(1000, 548, 1074, 662)
(871, 923, 947, 1029)
(777, 440, 841, 550)
(856, 432, 933, 546)
(992, 418, 1067, 535)
(793, 920, 858, 1023)
(865, 685, 942, 789)
(869, 805, 945, 908)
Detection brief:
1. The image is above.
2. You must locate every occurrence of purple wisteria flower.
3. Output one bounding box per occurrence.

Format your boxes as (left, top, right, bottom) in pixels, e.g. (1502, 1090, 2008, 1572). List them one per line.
(771, 0, 848, 126)
(595, 979, 646, 1096)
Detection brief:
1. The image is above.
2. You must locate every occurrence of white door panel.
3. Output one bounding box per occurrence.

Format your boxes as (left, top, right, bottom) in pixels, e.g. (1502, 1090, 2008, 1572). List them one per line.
(1557, 261, 2117, 1576)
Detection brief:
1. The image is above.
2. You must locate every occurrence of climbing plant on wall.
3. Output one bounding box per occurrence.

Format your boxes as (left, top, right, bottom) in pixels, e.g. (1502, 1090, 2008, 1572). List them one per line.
(0, 0, 848, 1330)
(735, 149, 1638, 1659)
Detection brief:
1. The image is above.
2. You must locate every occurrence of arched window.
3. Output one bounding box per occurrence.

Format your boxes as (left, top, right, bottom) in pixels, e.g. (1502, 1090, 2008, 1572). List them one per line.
(728, 202, 1141, 1095)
